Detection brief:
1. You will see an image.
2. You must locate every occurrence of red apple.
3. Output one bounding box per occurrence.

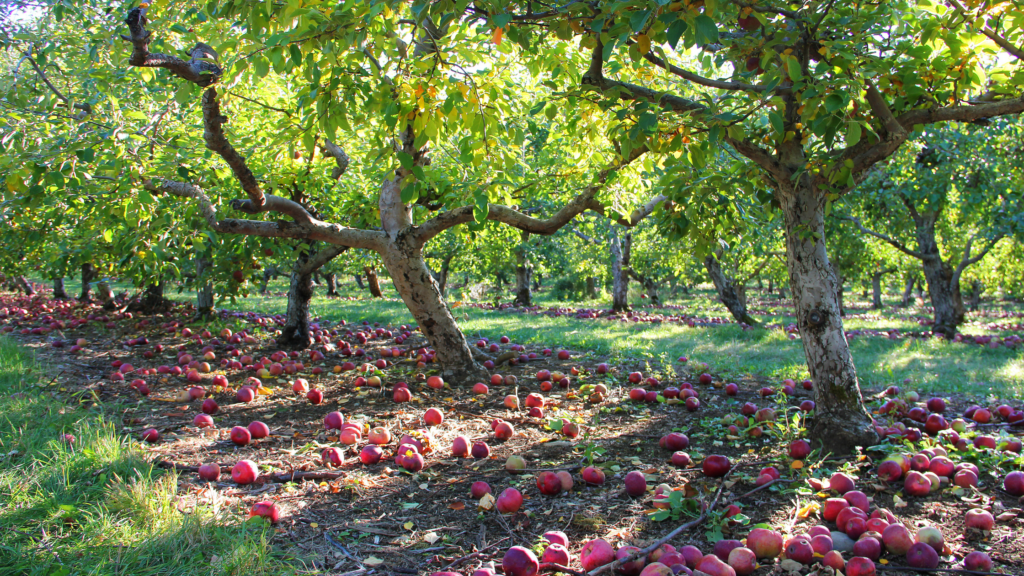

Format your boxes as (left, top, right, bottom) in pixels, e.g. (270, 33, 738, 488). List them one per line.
(789, 439, 811, 460)
(360, 445, 382, 464)
(536, 471, 563, 496)
(904, 471, 932, 496)
(846, 556, 876, 576)
(582, 466, 605, 485)
(231, 459, 258, 484)
(580, 539, 616, 571)
(616, 545, 646, 575)
(502, 546, 539, 576)
(747, 528, 783, 559)
(324, 411, 344, 430)
(249, 501, 279, 523)
(1004, 470, 1024, 495)
(198, 463, 221, 481)
(906, 542, 939, 569)
(247, 421, 270, 439)
(625, 470, 648, 497)
(830, 472, 856, 494)
(703, 455, 731, 477)
(308, 389, 325, 404)
(964, 551, 992, 572)
(230, 426, 251, 446)
(470, 481, 491, 499)
(496, 487, 523, 513)
(965, 508, 994, 531)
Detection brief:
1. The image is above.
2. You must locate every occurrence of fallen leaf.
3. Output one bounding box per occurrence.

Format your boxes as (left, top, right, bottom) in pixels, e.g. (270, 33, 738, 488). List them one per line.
(478, 493, 495, 511)
(364, 557, 384, 567)
(423, 532, 440, 544)
(796, 502, 820, 519)
(448, 501, 465, 510)
(403, 521, 414, 530)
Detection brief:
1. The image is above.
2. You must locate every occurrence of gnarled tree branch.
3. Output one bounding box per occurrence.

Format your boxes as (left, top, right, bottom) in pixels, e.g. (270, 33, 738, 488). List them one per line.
(321, 139, 351, 180)
(123, 8, 221, 87)
(25, 54, 91, 116)
(201, 87, 266, 210)
(842, 216, 925, 258)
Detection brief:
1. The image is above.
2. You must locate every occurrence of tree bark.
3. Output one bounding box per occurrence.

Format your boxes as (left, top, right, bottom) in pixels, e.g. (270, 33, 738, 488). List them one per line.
(921, 254, 964, 335)
(53, 277, 68, 299)
(967, 280, 982, 311)
(324, 272, 338, 296)
(79, 263, 95, 301)
(96, 280, 115, 309)
(365, 266, 383, 298)
(513, 232, 532, 307)
(777, 182, 878, 453)
(629, 269, 661, 306)
(704, 254, 758, 325)
(354, 274, 364, 289)
(871, 268, 897, 309)
(585, 276, 598, 299)
(900, 274, 915, 307)
(16, 276, 35, 295)
(611, 231, 631, 312)
(260, 267, 278, 295)
(279, 264, 314, 348)
(195, 258, 214, 318)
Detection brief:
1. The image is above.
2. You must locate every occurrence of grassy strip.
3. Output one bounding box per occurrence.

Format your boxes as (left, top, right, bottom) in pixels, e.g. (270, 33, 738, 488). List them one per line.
(0, 338, 300, 576)
(219, 293, 1024, 396)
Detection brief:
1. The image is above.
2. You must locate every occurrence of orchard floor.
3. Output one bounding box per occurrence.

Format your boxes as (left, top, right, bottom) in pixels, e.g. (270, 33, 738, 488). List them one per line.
(1, 285, 1023, 576)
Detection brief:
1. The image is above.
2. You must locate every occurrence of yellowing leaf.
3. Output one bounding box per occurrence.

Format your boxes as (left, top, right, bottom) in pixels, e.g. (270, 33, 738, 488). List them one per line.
(403, 521, 414, 530)
(636, 34, 651, 54)
(791, 460, 804, 469)
(448, 501, 465, 510)
(796, 502, 820, 519)
(492, 27, 504, 45)
(478, 493, 495, 511)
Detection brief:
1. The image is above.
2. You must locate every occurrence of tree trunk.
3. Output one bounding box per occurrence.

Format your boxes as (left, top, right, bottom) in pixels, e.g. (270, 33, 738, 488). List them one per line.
(915, 281, 925, 306)
(279, 265, 314, 348)
(16, 276, 35, 295)
(513, 234, 532, 307)
(585, 276, 598, 299)
(96, 280, 115, 309)
(79, 263, 95, 301)
(704, 255, 758, 325)
(324, 272, 338, 296)
(260, 267, 276, 295)
(611, 231, 631, 312)
(777, 180, 877, 453)
(900, 274, 915, 307)
(365, 266, 383, 298)
(967, 280, 982, 311)
(533, 273, 542, 290)
(53, 277, 68, 299)
(195, 258, 214, 318)
(354, 274, 364, 289)
(629, 270, 662, 306)
(921, 255, 965, 335)
(871, 269, 896, 309)
(767, 278, 774, 296)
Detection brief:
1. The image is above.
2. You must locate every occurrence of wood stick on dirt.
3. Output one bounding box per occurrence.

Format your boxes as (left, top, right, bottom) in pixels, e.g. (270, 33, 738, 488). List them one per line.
(588, 469, 734, 575)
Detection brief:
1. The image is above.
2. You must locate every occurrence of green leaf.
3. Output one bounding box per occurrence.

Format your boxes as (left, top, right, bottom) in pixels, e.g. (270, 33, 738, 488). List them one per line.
(785, 56, 802, 82)
(630, 10, 651, 33)
(289, 44, 302, 67)
(254, 56, 269, 78)
(396, 151, 414, 171)
(847, 120, 862, 146)
(666, 19, 687, 49)
(694, 15, 719, 45)
(768, 112, 784, 136)
(825, 93, 846, 113)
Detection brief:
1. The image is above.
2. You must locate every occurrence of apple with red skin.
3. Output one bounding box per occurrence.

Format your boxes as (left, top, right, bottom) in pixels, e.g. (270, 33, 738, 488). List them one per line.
(193, 414, 214, 428)
(784, 538, 814, 564)
(928, 456, 955, 477)
(541, 543, 571, 567)
(964, 551, 992, 571)
(198, 463, 221, 481)
(556, 470, 573, 491)
(740, 403, 757, 416)
(562, 421, 580, 438)
(1004, 471, 1024, 495)
(965, 508, 994, 531)
(836, 507, 867, 532)
(471, 442, 490, 459)
(802, 379, 813, 390)
(247, 421, 270, 439)
(906, 542, 939, 569)
(629, 388, 647, 401)
(625, 470, 648, 497)
(846, 517, 868, 539)
(472, 382, 489, 395)
(324, 411, 344, 430)
(231, 460, 258, 484)
(822, 550, 845, 571)
(502, 546, 539, 576)
(536, 471, 563, 496)
(427, 375, 444, 389)
(727, 548, 756, 576)
(230, 426, 251, 446)
(703, 455, 731, 477)
(200, 398, 219, 414)
(800, 400, 816, 412)
(843, 490, 869, 512)
(452, 436, 471, 458)
(596, 363, 609, 374)
(830, 472, 856, 494)
(866, 518, 890, 533)
(846, 556, 876, 576)
(616, 545, 646, 575)
(470, 481, 491, 499)
(582, 466, 606, 485)
(789, 440, 811, 460)
(663, 432, 689, 450)
(360, 445, 382, 464)
(696, 555, 735, 576)
(711, 540, 743, 562)
(904, 471, 932, 496)
(746, 528, 783, 558)
(725, 383, 739, 396)
(823, 498, 849, 522)
(580, 539, 616, 571)
(954, 469, 978, 488)
(424, 408, 444, 426)
(308, 389, 326, 404)
(557, 350, 570, 360)
(249, 501, 279, 523)
(881, 524, 914, 555)
(496, 487, 523, 513)
(853, 536, 881, 560)
(628, 372, 643, 384)
(925, 414, 948, 435)
(494, 421, 515, 440)
(810, 534, 832, 555)
(322, 447, 345, 467)
(699, 373, 713, 385)
(910, 453, 930, 472)
(671, 452, 693, 467)
(878, 460, 903, 482)
(236, 387, 256, 403)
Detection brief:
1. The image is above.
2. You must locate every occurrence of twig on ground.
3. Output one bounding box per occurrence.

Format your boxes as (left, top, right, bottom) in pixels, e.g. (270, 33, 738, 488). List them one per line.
(325, 531, 364, 565)
(439, 537, 509, 572)
(588, 468, 734, 575)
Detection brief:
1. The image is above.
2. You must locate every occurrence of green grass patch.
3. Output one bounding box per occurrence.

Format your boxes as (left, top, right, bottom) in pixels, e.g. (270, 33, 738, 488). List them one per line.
(0, 338, 300, 576)
(203, 285, 1024, 397)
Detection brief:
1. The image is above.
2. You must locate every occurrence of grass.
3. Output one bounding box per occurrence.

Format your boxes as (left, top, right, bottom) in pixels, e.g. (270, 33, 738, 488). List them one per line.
(189, 277, 1024, 397)
(0, 338, 300, 576)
